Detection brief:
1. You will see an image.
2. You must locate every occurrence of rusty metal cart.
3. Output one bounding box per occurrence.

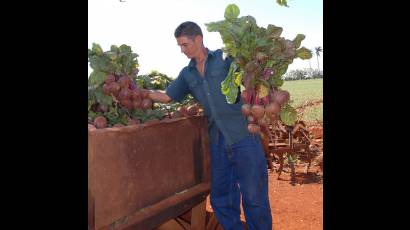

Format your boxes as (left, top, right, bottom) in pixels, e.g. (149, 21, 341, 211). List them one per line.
(88, 116, 211, 230)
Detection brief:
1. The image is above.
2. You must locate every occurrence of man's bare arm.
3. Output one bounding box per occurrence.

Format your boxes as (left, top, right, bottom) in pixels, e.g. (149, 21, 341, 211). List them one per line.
(148, 90, 172, 104)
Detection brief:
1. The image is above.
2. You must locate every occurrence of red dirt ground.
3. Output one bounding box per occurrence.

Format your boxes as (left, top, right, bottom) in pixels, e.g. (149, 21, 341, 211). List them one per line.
(158, 164, 323, 230)
(206, 164, 323, 230)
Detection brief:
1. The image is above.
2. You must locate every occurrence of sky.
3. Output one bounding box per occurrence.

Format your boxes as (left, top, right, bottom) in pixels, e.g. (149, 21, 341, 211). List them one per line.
(88, 0, 323, 78)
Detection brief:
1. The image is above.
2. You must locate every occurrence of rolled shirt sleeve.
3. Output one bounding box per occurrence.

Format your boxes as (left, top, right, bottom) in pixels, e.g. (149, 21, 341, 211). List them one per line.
(165, 69, 190, 103)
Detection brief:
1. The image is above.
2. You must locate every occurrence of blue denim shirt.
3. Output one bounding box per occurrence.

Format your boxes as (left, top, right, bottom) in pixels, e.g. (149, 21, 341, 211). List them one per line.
(166, 49, 251, 145)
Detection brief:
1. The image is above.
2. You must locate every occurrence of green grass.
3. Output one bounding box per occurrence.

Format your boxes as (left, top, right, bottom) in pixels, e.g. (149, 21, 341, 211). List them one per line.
(280, 79, 323, 122)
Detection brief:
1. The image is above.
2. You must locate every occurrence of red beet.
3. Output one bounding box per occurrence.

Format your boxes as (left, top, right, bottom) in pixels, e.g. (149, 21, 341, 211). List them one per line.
(251, 104, 265, 119)
(132, 99, 142, 109)
(118, 76, 131, 89)
(241, 104, 252, 116)
(120, 99, 133, 110)
(131, 89, 142, 101)
(265, 102, 281, 115)
(103, 83, 111, 95)
(247, 123, 261, 134)
(272, 89, 290, 106)
(140, 89, 149, 98)
(94, 116, 107, 129)
(105, 74, 116, 84)
(119, 88, 131, 100)
(110, 82, 121, 96)
(141, 98, 153, 110)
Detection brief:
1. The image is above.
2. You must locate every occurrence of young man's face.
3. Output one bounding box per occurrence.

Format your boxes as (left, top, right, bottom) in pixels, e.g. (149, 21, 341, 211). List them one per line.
(176, 35, 202, 59)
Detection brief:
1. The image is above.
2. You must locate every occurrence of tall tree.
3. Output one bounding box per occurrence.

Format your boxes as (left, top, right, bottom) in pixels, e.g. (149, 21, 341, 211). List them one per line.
(315, 46, 323, 71)
(276, 0, 289, 7)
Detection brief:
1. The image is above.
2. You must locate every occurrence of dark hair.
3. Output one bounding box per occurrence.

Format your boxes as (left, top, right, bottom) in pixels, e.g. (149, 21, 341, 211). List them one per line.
(174, 21, 203, 39)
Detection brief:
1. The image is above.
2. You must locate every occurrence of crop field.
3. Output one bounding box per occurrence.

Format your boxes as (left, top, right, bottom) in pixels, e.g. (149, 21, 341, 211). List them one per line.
(281, 79, 323, 122)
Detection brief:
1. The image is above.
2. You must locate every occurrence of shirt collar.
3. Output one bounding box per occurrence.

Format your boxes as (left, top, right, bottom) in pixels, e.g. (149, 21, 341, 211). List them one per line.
(188, 48, 216, 69)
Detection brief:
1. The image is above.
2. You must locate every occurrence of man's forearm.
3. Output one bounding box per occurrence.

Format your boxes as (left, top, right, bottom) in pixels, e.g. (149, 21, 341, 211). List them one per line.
(148, 90, 172, 103)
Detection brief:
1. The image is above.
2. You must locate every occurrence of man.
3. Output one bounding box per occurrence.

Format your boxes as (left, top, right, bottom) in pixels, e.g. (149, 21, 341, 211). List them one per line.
(148, 21, 272, 230)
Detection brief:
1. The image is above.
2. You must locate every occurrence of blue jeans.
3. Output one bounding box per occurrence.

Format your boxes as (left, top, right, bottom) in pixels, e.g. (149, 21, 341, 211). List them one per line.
(210, 132, 272, 230)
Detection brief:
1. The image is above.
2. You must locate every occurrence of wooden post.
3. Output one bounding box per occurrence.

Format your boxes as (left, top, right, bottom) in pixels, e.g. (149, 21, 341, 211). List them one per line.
(206, 212, 219, 230)
(191, 200, 206, 230)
